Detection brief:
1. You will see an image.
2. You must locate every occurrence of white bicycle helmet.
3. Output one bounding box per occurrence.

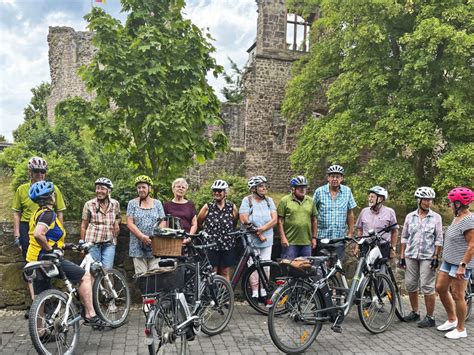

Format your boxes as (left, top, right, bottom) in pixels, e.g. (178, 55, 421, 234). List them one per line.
(95, 177, 113, 189)
(327, 165, 344, 175)
(368, 186, 388, 200)
(211, 179, 229, 190)
(28, 156, 48, 171)
(290, 176, 308, 187)
(248, 176, 267, 190)
(414, 186, 435, 199)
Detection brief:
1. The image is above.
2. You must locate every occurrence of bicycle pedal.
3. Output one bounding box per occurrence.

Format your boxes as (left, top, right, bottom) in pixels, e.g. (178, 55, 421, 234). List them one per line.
(331, 324, 342, 333)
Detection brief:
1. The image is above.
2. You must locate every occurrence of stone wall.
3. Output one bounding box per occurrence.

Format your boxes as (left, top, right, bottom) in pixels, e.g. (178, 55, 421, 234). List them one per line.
(46, 27, 96, 124)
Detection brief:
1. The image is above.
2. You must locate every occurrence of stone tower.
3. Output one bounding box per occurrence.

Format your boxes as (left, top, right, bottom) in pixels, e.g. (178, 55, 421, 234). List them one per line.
(240, 0, 308, 190)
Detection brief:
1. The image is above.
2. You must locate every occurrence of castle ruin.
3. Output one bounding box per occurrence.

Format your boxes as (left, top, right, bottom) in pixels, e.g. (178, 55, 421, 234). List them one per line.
(46, 0, 324, 190)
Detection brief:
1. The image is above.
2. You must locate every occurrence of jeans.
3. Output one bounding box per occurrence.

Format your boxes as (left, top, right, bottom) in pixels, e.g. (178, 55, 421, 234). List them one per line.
(89, 242, 116, 269)
(281, 245, 312, 259)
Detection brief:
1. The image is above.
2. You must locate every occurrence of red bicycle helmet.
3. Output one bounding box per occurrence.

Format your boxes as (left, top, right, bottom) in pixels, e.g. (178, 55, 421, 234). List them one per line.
(448, 187, 474, 206)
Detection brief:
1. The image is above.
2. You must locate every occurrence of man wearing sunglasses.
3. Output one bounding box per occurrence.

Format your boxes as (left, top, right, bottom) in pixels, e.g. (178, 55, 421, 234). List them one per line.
(197, 179, 238, 281)
(12, 156, 66, 309)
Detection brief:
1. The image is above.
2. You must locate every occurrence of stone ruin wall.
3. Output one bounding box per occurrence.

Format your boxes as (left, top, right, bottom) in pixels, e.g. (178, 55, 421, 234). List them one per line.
(46, 27, 96, 124)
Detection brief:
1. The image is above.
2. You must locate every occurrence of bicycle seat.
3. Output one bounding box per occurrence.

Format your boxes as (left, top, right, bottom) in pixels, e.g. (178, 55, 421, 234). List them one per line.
(23, 260, 59, 281)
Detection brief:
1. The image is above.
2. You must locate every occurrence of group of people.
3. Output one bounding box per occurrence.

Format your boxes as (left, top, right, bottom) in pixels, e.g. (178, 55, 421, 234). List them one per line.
(12, 157, 474, 340)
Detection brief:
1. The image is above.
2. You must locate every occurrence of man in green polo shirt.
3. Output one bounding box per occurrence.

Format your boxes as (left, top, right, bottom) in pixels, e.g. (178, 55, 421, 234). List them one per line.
(12, 157, 66, 306)
(277, 176, 318, 259)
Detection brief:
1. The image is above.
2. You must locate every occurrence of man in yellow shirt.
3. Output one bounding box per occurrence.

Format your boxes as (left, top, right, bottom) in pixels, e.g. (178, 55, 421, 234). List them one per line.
(11, 156, 66, 310)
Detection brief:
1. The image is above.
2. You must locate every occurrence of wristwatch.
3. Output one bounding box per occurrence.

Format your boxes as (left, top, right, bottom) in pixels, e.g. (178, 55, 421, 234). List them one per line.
(460, 262, 467, 268)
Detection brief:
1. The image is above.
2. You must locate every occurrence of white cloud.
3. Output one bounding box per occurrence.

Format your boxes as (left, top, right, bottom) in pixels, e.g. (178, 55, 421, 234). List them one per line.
(0, 0, 258, 142)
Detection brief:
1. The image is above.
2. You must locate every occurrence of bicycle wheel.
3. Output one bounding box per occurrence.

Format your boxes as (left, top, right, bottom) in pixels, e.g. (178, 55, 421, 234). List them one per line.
(92, 268, 130, 327)
(268, 281, 322, 354)
(29, 289, 80, 355)
(386, 266, 406, 322)
(201, 275, 234, 336)
(465, 286, 472, 321)
(357, 273, 396, 334)
(241, 261, 283, 315)
(148, 299, 189, 355)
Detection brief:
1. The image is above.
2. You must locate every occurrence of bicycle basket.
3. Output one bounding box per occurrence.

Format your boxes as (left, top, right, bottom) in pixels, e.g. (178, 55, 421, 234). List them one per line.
(152, 222, 184, 257)
(136, 264, 185, 295)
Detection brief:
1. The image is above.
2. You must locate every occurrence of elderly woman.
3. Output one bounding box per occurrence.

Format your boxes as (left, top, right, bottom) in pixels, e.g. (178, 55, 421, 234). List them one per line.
(163, 178, 197, 234)
(126, 175, 165, 275)
(239, 175, 277, 303)
(435, 187, 474, 339)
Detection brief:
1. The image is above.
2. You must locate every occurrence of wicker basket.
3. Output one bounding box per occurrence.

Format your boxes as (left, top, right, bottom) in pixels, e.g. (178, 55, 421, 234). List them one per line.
(152, 235, 183, 257)
(137, 266, 185, 295)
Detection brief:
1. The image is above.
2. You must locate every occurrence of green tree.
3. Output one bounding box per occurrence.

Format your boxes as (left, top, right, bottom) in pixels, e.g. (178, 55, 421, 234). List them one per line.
(284, 0, 474, 204)
(80, 0, 227, 189)
(0, 135, 6, 143)
(13, 82, 51, 143)
(221, 57, 245, 103)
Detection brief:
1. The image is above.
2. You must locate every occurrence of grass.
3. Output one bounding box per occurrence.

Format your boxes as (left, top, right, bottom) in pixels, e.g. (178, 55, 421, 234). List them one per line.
(0, 174, 13, 221)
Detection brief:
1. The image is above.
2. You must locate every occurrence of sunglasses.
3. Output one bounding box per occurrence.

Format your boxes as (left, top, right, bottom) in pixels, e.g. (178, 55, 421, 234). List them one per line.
(212, 189, 224, 193)
(32, 169, 47, 174)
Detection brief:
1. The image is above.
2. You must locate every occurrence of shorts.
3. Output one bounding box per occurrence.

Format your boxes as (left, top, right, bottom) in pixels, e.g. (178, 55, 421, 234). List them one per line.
(281, 245, 311, 259)
(33, 259, 86, 295)
(208, 249, 237, 268)
(405, 258, 436, 294)
(440, 260, 472, 281)
(19, 221, 30, 260)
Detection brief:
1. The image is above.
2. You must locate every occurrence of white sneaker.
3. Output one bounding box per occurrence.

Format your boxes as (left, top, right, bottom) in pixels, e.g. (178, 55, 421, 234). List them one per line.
(445, 328, 467, 339)
(437, 319, 458, 331)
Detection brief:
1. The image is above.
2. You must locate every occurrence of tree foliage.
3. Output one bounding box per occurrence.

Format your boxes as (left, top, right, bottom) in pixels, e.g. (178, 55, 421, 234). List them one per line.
(221, 57, 245, 103)
(284, 0, 474, 204)
(79, 0, 228, 189)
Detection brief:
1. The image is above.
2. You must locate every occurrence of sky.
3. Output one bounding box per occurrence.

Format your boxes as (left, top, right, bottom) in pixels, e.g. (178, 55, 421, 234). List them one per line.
(0, 0, 258, 142)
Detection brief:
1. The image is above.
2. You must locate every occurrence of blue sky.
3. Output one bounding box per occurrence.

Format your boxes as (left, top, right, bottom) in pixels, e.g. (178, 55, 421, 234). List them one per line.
(0, 0, 258, 142)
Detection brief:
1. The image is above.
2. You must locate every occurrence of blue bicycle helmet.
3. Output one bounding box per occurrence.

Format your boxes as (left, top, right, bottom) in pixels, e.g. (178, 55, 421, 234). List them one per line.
(290, 176, 308, 187)
(29, 181, 55, 203)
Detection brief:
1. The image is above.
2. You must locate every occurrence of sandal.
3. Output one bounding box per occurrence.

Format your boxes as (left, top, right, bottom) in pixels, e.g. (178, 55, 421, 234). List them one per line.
(83, 315, 107, 328)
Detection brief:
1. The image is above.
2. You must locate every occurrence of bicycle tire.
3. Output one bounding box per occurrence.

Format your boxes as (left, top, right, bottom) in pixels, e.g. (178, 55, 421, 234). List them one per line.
(268, 280, 322, 354)
(357, 273, 396, 334)
(241, 261, 283, 315)
(29, 289, 80, 355)
(92, 268, 130, 327)
(200, 275, 234, 336)
(465, 286, 472, 321)
(148, 298, 189, 355)
(386, 265, 406, 322)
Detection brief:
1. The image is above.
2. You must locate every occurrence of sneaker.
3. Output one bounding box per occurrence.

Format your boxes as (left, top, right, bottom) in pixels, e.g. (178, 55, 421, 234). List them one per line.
(403, 311, 420, 322)
(445, 328, 467, 339)
(437, 319, 458, 331)
(417, 315, 435, 328)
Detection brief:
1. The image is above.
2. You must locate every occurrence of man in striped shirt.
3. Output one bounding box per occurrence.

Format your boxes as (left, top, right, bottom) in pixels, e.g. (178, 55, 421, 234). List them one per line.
(314, 165, 357, 260)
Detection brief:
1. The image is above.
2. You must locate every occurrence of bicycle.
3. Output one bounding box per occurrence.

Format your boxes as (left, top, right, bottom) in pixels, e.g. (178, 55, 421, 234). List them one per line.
(225, 224, 283, 315)
(140, 230, 234, 354)
(76, 241, 130, 327)
(267, 226, 397, 354)
(465, 273, 473, 321)
(23, 243, 125, 355)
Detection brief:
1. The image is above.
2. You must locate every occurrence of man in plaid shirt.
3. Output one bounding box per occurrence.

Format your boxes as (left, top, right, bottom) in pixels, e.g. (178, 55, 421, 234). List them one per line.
(80, 178, 121, 269)
(313, 165, 357, 260)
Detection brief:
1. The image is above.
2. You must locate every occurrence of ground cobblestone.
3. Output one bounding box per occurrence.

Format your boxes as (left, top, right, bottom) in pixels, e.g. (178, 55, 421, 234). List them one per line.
(1, 299, 473, 354)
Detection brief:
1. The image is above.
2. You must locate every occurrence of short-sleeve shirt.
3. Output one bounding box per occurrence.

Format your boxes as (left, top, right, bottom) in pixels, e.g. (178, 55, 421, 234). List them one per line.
(202, 201, 236, 251)
(12, 182, 66, 222)
(400, 209, 443, 260)
(277, 194, 317, 245)
(163, 201, 196, 233)
(82, 197, 121, 244)
(126, 198, 165, 258)
(443, 214, 474, 269)
(26, 207, 66, 262)
(239, 195, 276, 248)
(313, 184, 357, 239)
(356, 205, 398, 243)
